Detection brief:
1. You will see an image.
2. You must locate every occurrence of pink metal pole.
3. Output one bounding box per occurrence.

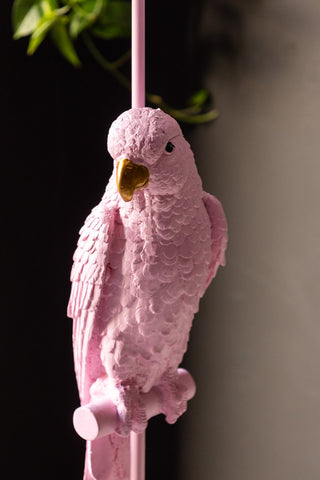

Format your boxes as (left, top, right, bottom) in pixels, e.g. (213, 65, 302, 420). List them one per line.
(131, 0, 145, 108)
(130, 431, 146, 480)
(131, 1, 145, 477)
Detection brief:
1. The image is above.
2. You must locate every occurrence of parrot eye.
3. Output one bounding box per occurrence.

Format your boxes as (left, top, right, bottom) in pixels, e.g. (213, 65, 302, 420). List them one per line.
(165, 141, 175, 153)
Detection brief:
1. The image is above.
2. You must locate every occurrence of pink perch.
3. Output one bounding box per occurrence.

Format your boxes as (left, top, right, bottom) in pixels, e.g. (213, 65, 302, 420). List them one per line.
(73, 368, 196, 441)
(68, 107, 228, 480)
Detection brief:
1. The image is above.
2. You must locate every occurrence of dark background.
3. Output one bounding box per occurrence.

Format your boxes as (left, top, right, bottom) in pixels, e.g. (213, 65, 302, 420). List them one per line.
(1, 1, 241, 478)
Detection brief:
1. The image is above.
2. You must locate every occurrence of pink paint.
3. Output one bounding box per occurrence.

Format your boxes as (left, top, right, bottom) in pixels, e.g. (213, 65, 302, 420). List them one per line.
(73, 369, 196, 441)
(73, 398, 118, 440)
(130, 432, 145, 480)
(131, 0, 145, 108)
(131, 3, 146, 474)
(68, 107, 228, 479)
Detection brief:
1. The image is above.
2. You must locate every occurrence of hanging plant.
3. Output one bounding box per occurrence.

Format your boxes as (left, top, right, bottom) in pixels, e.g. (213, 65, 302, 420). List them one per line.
(12, 0, 218, 124)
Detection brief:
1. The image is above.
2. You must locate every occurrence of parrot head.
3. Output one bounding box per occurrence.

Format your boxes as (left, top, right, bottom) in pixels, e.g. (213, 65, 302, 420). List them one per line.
(107, 107, 198, 201)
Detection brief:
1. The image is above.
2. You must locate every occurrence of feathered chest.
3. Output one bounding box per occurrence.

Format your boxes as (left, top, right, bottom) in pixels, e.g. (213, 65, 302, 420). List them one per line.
(116, 193, 212, 303)
(98, 191, 214, 384)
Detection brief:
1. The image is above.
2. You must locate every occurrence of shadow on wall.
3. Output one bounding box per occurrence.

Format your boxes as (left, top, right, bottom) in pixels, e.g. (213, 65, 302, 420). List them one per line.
(147, 0, 264, 112)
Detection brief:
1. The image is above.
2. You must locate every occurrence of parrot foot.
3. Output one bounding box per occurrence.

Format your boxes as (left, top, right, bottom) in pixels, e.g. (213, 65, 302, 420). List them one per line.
(89, 378, 133, 436)
(159, 371, 189, 424)
(131, 391, 148, 434)
(114, 384, 148, 436)
(89, 377, 148, 436)
(115, 385, 132, 436)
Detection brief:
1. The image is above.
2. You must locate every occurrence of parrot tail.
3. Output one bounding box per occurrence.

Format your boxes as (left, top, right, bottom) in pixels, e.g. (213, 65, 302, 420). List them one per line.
(84, 434, 130, 480)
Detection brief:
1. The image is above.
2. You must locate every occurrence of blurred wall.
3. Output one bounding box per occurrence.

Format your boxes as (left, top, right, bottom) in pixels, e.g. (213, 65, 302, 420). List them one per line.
(180, 1, 320, 479)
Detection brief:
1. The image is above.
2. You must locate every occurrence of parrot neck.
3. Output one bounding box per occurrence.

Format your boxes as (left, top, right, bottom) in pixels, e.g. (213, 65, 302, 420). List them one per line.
(121, 184, 203, 217)
(103, 167, 204, 210)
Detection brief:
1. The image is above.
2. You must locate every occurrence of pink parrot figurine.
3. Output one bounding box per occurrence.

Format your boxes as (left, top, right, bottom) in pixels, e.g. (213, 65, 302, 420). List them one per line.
(68, 107, 228, 480)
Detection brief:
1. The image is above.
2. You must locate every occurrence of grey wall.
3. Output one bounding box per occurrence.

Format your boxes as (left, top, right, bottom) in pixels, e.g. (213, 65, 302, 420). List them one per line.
(181, 1, 320, 479)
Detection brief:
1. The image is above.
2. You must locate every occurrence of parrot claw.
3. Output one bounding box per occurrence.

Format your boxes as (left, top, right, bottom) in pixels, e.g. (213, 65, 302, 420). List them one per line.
(131, 396, 148, 434)
(115, 386, 132, 436)
(114, 384, 147, 436)
(89, 378, 148, 436)
(159, 371, 189, 424)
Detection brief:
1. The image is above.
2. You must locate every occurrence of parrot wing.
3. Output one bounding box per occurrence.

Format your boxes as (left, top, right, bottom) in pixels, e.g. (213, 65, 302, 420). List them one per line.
(68, 198, 118, 403)
(203, 192, 228, 287)
(68, 195, 131, 480)
(68, 200, 117, 318)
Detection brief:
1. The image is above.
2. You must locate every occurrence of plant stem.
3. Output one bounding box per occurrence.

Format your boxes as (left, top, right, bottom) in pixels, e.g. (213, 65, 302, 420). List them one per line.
(55, 5, 71, 16)
(111, 49, 132, 69)
(81, 33, 218, 124)
(146, 94, 219, 124)
(82, 32, 131, 91)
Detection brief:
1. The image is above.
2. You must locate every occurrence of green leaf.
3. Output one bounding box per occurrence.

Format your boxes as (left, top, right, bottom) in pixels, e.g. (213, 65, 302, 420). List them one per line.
(76, 0, 104, 12)
(70, 13, 88, 38)
(70, 0, 104, 38)
(27, 12, 56, 54)
(91, 0, 130, 39)
(188, 89, 209, 108)
(51, 20, 81, 66)
(42, 0, 59, 14)
(12, 0, 59, 39)
(12, 1, 42, 39)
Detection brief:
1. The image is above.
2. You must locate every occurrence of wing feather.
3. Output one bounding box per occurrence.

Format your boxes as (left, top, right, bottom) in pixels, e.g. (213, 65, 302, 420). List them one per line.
(67, 199, 117, 402)
(203, 192, 228, 287)
(68, 202, 116, 318)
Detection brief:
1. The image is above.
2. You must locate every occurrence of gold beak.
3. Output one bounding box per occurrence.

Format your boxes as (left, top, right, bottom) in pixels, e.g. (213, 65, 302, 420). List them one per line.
(116, 159, 150, 202)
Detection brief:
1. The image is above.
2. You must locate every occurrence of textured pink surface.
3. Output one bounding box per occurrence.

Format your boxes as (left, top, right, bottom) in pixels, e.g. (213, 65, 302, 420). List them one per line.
(68, 107, 228, 480)
(73, 368, 196, 441)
